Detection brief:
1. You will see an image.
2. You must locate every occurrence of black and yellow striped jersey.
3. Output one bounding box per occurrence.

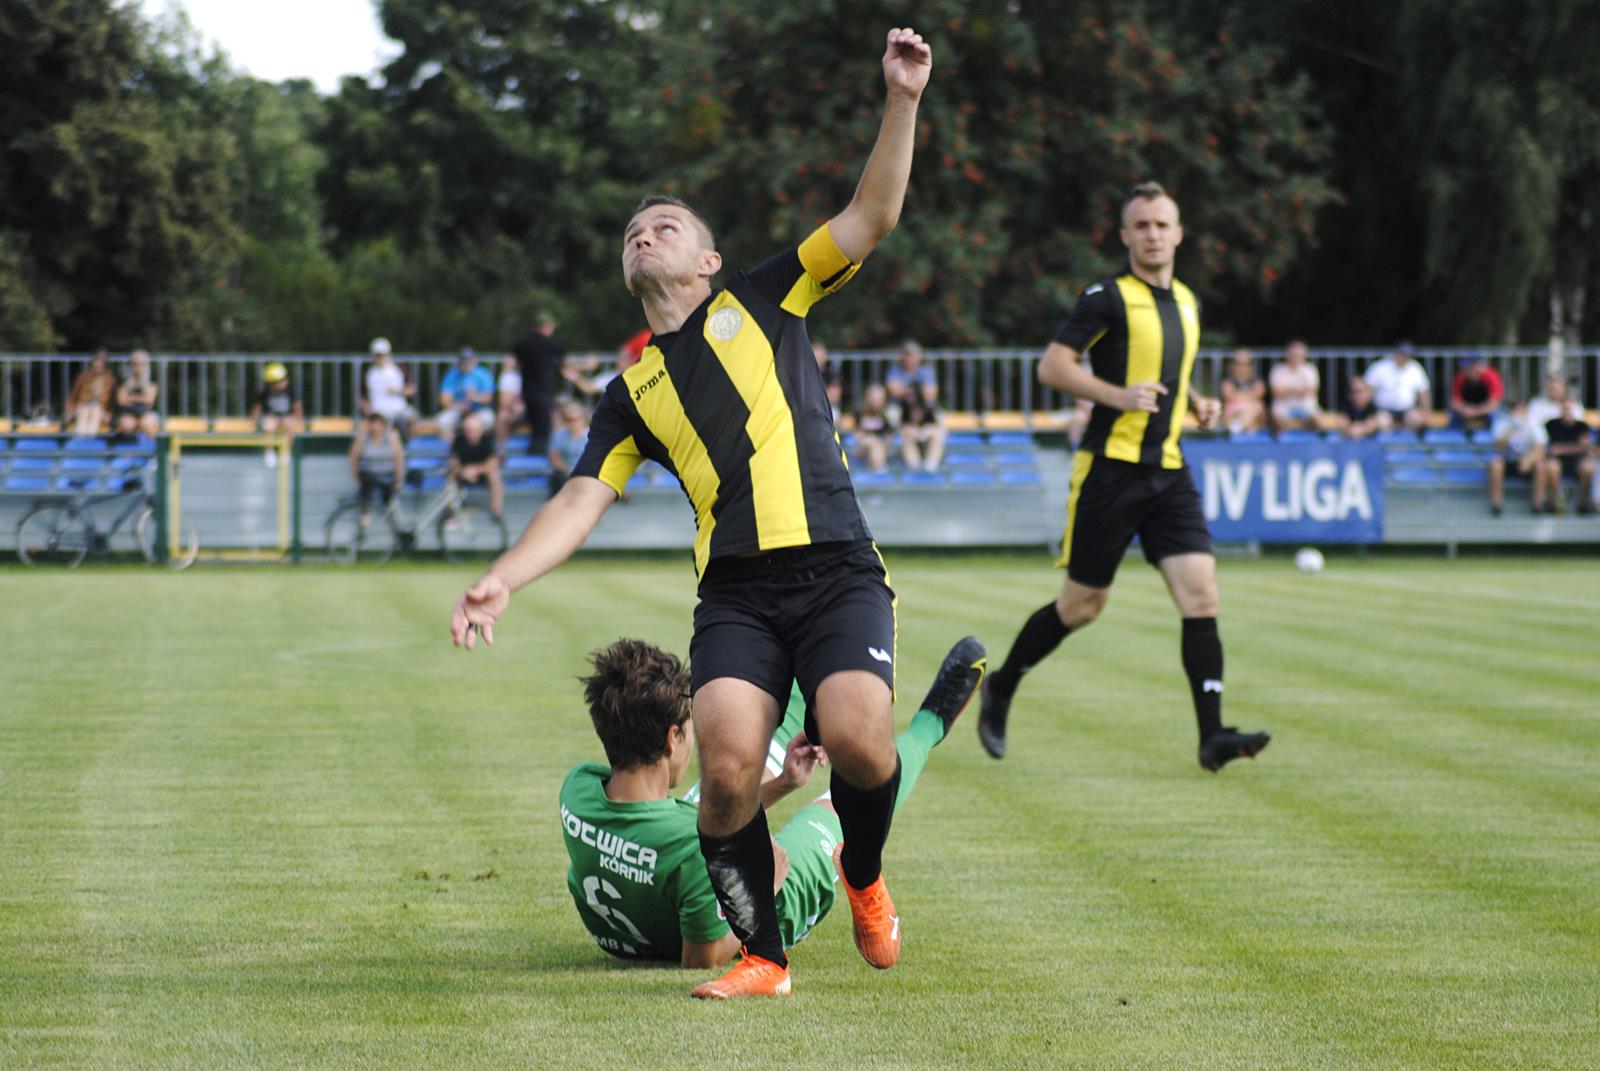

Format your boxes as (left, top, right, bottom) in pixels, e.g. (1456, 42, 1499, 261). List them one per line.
(1055, 272, 1202, 469)
(573, 224, 870, 577)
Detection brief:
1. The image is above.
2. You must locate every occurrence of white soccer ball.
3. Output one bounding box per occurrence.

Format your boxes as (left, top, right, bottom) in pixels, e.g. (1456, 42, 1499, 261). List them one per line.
(1295, 547, 1326, 574)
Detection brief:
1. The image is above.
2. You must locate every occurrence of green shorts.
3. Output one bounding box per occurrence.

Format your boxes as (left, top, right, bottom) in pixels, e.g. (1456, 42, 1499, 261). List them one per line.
(773, 802, 843, 949)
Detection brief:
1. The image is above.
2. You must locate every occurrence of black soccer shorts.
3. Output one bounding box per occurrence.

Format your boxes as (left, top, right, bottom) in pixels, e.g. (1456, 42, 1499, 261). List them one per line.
(1056, 452, 1214, 589)
(690, 539, 897, 731)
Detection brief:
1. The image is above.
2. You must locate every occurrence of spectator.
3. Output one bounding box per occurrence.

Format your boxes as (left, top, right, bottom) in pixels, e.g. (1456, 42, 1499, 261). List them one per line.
(348, 411, 406, 525)
(252, 362, 304, 466)
(1219, 347, 1266, 433)
(546, 399, 591, 495)
(1269, 339, 1321, 430)
(510, 313, 566, 455)
(436, 348, 496, 436)
(495, 354, 525, 450)
(1540, 397, 1595, 514)
(898, 380, 947, 471)
(1364, 341, 1432, 431)
(1526, 373, 1568, 431)
(114, 349, 160, 438)
(449, 411, 503, 518)
(852, 382, 893, 473)
(361, 337, 416, 434)
(66, 349, 116, 435)
(1449, 355, 1503, 431)
(1487, 396, 1549, 515)
(814, 340, 843, 423)
(884, 339, 936, 422)
(1339, 375, 1389, 440)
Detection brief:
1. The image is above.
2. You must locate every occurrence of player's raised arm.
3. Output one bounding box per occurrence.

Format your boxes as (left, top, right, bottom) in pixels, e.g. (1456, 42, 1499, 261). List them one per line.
(827, 27, 932, 265)
(449, 476, 617, 649)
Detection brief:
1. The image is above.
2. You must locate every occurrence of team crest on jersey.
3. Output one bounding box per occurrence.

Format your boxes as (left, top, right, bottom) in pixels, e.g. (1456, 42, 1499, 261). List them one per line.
(707, 307, 744, 341)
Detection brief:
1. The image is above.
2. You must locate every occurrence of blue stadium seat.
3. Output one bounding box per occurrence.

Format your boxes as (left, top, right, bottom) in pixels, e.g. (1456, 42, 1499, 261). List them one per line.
(1470, 428, 1498, 446)
(5, 475, 50, 492)
(61, 457, 105, 473)
(1433, 450, 1484, 466)
(14, 437, 58, 451)
(408, 436, 449, 456)
(1423, 428, 1469, 445)
(986, 432, 1033, 447)
(112, 436, 155, 454)
(1378, 430, 1419, 443)
(1441, 467, 1488, 486)
(901, 469, 945, 487)
(944, 452, 988, 468)
(57, 476, 104, 492)
(950, 470, 995, 487)
(1390, 468, 1436, 485)
(505, 477, 545, 492)
(853, 470, 893, 488)
(999, 470, 1043, 487)
(993, 451, 1037, 467)
(505, 435, 531, 453)
(1387, 448, 1429, 465)
(419, 474, 447, 492)
(946, 432, 985, 447)
(10, 456, 54, 472)
(111, 455, 150, 472)
(504, 454, 551, 474)
(650, 469, 678, 488)
(1229, 430, 1270, 443)
(64, 437, 107, 452)
(1277, 429, 1321, 443)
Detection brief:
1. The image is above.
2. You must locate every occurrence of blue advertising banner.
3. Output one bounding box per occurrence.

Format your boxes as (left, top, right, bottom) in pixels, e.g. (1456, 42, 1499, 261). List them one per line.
(1184, 439, 1386, 543)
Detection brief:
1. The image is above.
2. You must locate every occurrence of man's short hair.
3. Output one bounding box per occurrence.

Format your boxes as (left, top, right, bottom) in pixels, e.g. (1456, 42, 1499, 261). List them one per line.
(582, 639, 692, 770)
(1123, 181, 1177, 220)
(630, 194, 716, 250)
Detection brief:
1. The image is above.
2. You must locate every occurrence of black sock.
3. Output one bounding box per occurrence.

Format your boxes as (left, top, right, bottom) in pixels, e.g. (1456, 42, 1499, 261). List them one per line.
(1182, 616, 1224, 741)
(832, 758, 902, 889)
(698, 809, 787, 968)
(988, 602, 1072, 699)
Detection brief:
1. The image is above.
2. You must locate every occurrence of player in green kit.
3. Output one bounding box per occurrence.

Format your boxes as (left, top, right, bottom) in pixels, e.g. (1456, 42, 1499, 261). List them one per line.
(560, 635, 986, 981)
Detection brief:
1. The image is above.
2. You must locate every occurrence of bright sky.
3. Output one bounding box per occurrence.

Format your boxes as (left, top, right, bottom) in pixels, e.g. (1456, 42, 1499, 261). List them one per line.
(139, 0, 397, 93)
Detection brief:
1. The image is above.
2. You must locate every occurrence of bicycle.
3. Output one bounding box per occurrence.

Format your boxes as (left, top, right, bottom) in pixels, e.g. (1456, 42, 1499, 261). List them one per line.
(16, 482, 199, 569)
(323, 476, 508, 564)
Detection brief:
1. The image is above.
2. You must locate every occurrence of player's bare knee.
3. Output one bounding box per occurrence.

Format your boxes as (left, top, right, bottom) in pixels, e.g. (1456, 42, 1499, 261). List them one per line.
(1056, 588, 1106, 628)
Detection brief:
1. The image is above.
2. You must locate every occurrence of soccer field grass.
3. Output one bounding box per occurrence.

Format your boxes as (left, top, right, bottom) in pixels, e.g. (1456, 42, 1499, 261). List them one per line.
(2, 554, 1597, 1069)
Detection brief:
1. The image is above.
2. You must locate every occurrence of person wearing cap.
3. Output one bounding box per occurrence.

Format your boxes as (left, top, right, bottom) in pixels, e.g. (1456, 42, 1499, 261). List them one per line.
(1449, 354, 1503, 431)
(361, 337, 416, 435)
(251, 362, 304, 466)
(1363, 342, 1432, 431)
(437, 347, 496, 436)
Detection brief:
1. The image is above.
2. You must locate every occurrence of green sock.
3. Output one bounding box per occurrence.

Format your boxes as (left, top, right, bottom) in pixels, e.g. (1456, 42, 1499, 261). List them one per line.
(892, 710, 946, 813)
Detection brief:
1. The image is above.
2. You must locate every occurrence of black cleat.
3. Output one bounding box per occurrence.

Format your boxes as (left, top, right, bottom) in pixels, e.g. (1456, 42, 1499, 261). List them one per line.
(1198, 727, 1272, 772)
(976, 678, 1012, 759)
(920, 636, 988, 739)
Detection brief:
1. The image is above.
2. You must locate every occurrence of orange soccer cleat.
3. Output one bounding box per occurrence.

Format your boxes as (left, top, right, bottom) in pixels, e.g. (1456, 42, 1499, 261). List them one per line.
(689, 951, 792, 1000)
(832, 844, 901, 969)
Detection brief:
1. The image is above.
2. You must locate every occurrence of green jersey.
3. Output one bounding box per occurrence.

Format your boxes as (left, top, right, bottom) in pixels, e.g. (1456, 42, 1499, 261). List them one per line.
(560, 686, 818, 961)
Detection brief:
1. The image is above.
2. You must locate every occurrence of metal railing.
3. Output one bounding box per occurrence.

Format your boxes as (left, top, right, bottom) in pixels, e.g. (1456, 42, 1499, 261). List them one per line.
(4, 347, 1596, 428)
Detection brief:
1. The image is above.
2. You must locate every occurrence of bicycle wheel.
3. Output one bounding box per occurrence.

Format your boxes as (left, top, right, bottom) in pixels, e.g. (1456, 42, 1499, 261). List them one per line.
(17, 504, 90, 567)
(437, 503, 508, 563)
(324, 502, 402, 565)
(135, 505, 199, 569)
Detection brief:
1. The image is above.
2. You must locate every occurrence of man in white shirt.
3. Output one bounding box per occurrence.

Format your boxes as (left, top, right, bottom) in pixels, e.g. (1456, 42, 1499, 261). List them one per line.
(1268, 339, 1321, 429)
(362, 337, 416, 433)
(1525, 374, 1568, 431)
(1363, 341, 1432, 430)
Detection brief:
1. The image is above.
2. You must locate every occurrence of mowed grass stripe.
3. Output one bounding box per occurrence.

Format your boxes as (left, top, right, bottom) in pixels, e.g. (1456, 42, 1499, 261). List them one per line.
(3, 557, 1598, 1069)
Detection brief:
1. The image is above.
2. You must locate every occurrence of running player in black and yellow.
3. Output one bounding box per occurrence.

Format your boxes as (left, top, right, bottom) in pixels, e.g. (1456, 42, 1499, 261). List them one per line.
(977, 183, 1271, 773)
(450, 28, 941, 999)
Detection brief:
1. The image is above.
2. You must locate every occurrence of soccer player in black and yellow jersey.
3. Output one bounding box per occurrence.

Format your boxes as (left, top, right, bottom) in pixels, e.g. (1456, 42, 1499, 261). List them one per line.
(450, 28, 948, 999)
(977, 183, 1271, 773)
